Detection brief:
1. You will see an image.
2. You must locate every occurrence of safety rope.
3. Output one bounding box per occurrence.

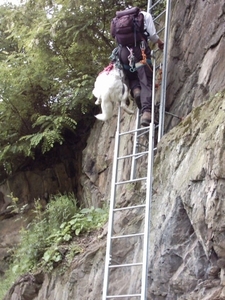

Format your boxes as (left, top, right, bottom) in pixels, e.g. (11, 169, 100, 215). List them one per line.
(138, 41, 153, 72)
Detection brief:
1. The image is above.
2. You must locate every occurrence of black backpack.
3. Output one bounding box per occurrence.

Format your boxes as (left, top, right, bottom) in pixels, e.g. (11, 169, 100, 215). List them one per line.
(110, 7, 145, 47)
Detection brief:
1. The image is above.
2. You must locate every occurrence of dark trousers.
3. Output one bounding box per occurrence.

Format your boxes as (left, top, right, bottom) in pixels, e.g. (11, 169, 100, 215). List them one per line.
(118, 43, 153, 113)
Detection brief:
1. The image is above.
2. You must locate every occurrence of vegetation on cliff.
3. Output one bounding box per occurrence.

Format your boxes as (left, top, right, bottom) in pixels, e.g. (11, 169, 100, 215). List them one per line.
(0, 193, 108, 299)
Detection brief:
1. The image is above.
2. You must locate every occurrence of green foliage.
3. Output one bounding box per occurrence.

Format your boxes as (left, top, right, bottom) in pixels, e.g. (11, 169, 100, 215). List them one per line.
(6, 192, 19, 213)
(11, 194, 78, 273)
(151, 0, 166, 18)
(19, 115, 77, 155)
(0, 0, 116, 177)
(0, 193, 108, 297)
(0, 271, 15, 300)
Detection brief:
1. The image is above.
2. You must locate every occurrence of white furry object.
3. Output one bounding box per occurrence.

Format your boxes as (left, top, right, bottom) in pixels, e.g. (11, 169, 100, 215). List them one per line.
(93, 64, 134, 121)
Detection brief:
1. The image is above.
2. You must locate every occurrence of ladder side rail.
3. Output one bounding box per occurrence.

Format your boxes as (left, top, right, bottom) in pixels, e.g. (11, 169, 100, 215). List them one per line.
(130, 109, 141, 180)
(147, 0, 153, 13)
(140, 52, 156, 300)
(141, 123, 155, 300)
(151, 49, 156, 126)
(102, 107, 122, 300)
(158, 0, 171, 142)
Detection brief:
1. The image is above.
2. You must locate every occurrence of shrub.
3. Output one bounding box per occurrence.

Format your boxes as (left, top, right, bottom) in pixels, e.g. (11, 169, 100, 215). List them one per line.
(0, 193, 108, 298)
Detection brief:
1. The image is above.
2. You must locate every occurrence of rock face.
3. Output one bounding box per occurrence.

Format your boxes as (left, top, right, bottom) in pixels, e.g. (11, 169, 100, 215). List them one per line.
(166, 0, 225, 130)
(2, 0, 225, 300)
(149, 93, 225, 299)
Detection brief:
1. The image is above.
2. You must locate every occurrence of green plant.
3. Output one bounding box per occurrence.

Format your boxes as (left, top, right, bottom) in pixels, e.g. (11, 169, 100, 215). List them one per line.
(11, 194, 79, 272)
(62, 206, 108, 236)
(19, 115, 77, 156)
(0, 270, 17, 300)
(6, 192, 28, 218)
(6, 192, 19, 213)
(0, 194, 108, 295)
(40, 205, 108, 270)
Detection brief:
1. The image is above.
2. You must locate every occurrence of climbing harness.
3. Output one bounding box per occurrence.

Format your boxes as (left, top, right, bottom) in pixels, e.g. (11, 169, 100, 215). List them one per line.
(126, 42, 153, 73)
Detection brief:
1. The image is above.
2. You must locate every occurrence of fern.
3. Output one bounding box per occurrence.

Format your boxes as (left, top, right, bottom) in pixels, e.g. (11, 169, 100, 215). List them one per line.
(19, 115, 77, 154)
(41, 130, 63, 153)
(33, 115, 77, 131)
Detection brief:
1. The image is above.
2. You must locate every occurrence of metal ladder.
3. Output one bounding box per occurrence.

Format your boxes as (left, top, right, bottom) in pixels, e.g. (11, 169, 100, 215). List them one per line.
(102, 0, 171, 299)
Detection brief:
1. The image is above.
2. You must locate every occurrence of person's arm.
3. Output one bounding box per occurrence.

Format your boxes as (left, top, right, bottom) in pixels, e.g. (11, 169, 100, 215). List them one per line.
(141, 11, 164, 50)
(157, 38, 164, 50)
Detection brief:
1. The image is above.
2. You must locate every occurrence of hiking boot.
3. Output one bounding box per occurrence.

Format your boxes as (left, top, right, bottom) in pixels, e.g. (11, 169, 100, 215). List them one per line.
(133, 88, 141, 109)
(141, 111, 151, 127)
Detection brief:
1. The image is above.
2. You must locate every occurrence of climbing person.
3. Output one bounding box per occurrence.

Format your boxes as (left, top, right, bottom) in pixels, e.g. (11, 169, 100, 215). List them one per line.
(110, 6, 164, 126)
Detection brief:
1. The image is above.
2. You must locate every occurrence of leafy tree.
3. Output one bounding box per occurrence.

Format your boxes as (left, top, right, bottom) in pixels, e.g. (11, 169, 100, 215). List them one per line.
(0, 0, 149, 178)
(0, 0, 109, 176)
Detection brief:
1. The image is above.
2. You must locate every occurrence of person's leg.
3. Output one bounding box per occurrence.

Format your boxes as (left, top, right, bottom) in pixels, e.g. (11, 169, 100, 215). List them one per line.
(118, 46, 141, 109)
(132, 43, 153, 118)
(136, 64, 153, 113)
(136, 64, 153, 126)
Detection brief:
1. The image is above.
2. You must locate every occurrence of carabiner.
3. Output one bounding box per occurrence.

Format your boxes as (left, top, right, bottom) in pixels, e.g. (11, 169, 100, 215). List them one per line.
(129, 66, 136, 72)
(140, 40, 146, 51)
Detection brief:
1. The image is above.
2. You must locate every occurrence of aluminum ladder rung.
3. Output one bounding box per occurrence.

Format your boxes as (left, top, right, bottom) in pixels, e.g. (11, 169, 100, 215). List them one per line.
(117, 150, 149, 161)
(165, 110, 183, 120)
(133, 153, 147, 160)
(156, 63, 162, 70)
(136, 142, 148, 149)
(113, 204, 146, 212)
(153, 9, 166, 22)
(109, 262, 143, 268)
(106, 294, 141, 298)
(111, 233, 144, 239)
(115, 177, 147, 185)
(157, 28, 165, 36)
(118, 126, 150, 137)
(136, 129, 150, 139)
(150, 0, 164, 10)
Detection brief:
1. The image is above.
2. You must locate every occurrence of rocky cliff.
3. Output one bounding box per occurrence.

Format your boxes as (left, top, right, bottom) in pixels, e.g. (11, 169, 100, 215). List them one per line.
(1, 0, 225, 299)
